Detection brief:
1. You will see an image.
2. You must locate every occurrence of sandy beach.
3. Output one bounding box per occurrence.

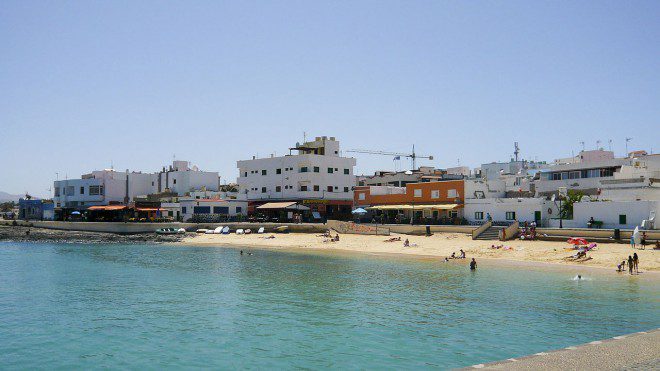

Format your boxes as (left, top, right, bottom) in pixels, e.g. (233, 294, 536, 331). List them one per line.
(180, 231, 660, 273)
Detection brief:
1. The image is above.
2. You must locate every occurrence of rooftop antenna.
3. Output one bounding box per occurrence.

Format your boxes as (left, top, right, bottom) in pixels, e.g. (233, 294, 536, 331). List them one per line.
(55, 172, 59, 181)
(608, 139, 612, 152)
(580, 141, 585, 152)
(303, 131, 307, 143)
(596, 140, 601, 150)
(625, 137, 632, 156)
(110, 160, 114, 170)
(514, 142, 520, 162)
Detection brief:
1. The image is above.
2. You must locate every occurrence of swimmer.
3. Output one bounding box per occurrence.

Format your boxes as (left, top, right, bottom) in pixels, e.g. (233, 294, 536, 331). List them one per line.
(469, 258, 477, 270)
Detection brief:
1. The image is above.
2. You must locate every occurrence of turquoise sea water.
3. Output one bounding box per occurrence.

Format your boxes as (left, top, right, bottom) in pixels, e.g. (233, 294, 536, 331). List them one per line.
(0, 242, 658, 369)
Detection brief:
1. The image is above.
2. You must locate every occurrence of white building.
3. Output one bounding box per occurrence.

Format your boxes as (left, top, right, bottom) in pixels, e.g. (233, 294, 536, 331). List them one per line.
(236, 136, 356, 218)
(53, 169, 156, 210)
(180, 198, 248, 222)
(53, 160, 221, 212)
(548, 200, 659, 230)
(535, 152, 660, 200)
(155, 160, 220, 195)
(464, 197, 559, 225)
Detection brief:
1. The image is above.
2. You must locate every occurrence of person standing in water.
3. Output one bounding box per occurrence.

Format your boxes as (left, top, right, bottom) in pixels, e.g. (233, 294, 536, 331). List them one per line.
(470, 258, 477, 270)
(633, 253, 639, 273)
(628, 255, 634, 275)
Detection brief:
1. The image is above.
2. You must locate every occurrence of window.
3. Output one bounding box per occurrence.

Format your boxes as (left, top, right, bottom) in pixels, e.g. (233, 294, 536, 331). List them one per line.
(90, 185, 103, 195)
(414, 189, 422, 197)
(327, 186, 333, 192)
(344, 169, 349, 175)
(475, 212, 484, 220)
(173, 179, 177, 184)
(344, 187, 349, 192)
(313, 185, 319, 191)
(450, 211, 458, 218)
(300, 167, 308, 173)
(65, 186, 75, 196)
(261, 187, 267, 193)
(431, 190, 440, 199)
(152, 181, 155, 186)
(619, 214, 626, 224)
(313, 166, 320, 173)
(276, 186, 281, 192)
(300, 186, 308, 191)
(447, 189, 458, 198)
(80, 187, 85, 195)
(276, 168, 281, 174)
(182, 207, 187, 214)
(568, 171, 580, 179)
(262, 170, 267, 175)
(193, 206, 210, 214)
(236, 206, 242, 213)
(358, 193, 366, 200)
(54, 187, 60, 197)
(506, 212, 516, 220)
(244, 172, 248, 177)
(213, 206, 229, 214)
(327, 167, 334, 173)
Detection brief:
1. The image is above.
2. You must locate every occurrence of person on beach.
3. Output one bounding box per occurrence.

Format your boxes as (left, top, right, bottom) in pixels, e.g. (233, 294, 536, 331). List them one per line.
(450, 252, 456, 259)
(628, 255, 634, 274)
(641, 232, 646, 249)
(459, 249, 465, 259)
(633, 253, 639, 273)
(404, 238, 409, 247)
(470, 258, 477, 270)
(630, 235, 636, 249)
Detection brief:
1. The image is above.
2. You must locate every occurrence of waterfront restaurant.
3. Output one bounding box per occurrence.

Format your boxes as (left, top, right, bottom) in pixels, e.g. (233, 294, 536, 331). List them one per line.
(353, 180, 465, 224)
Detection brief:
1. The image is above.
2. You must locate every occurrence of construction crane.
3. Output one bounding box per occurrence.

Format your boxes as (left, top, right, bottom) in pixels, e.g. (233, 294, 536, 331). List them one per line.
(346, 145, 433, 171)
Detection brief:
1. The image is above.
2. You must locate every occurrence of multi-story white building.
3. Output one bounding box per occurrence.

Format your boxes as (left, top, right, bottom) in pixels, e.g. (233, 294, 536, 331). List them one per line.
(53, 160, 220, 215)
(155, 160, 220, 195)
(53, 169, 155, 210)
(236, 136, 356, 219)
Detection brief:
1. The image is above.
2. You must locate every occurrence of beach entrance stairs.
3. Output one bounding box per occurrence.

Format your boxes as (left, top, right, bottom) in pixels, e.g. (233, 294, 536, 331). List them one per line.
(471, 221, 505, 240)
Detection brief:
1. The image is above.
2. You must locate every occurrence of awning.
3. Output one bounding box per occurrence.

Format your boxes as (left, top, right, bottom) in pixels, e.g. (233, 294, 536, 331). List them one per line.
(257, 202, 297, 209)
(367, 204, 461, 210)
(87, 205, 127, 211)
(136, 208, 160, 212)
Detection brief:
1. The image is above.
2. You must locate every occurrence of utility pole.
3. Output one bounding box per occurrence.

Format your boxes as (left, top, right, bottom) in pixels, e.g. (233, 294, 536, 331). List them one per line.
(625, 137, 632, 157)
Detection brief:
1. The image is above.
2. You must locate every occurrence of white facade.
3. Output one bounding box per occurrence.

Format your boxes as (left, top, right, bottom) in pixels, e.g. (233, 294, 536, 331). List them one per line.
(464, 197, 559, 225)
(180, 199, 248, 221)
(53, 160, 221, 209)
(156, 161, 220, 195)
(237, 136, 356, 202)
(53, 170, 155, 209)
(549, 200, 660, 229)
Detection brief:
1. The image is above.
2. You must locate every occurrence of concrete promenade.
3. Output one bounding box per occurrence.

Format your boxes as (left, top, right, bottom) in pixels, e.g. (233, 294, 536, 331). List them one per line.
(467, 328, 659, 370)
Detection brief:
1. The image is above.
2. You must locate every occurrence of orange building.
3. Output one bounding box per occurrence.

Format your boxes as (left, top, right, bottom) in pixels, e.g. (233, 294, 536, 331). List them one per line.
(353, 180, 465, 223)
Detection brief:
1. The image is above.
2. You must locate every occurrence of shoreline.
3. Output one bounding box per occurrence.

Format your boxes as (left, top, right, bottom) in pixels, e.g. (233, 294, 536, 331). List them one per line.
(177, 231, 660, 277)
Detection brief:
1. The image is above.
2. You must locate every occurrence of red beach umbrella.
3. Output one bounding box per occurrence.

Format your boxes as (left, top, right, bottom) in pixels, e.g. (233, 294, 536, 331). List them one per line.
(567, 237, 588, 245)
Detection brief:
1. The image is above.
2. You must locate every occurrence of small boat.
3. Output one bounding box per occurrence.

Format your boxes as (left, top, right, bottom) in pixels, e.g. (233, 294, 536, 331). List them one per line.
(156, 228, 179, 235)
(196, 229, 208, 234)
(257, 227, 265, 234)
(236, 229, 244, 235)
(274, 226, 289, 233)
(177, 228, 186, 234)
(245, 229, 252, 234)
(214, 226, 224, 234)
(205, 230, 214, 234)
(222, 226, 230, 234)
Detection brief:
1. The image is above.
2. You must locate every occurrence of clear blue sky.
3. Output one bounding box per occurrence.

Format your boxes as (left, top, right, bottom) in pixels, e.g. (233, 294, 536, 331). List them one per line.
(1, 1, 659, 197)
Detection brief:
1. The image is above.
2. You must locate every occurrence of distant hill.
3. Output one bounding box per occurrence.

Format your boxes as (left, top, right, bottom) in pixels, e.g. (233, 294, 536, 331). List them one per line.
(0, 191, 23, 203)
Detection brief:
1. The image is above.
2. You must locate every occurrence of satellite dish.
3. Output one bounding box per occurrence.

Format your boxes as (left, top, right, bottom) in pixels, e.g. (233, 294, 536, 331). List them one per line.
(428, 156, 434, 160)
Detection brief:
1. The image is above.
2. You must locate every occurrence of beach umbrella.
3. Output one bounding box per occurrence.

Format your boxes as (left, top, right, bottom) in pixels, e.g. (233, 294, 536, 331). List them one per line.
(567, 237, 588, 245)
(352, 208, 368, 214)
(71, 211, 81, 215)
